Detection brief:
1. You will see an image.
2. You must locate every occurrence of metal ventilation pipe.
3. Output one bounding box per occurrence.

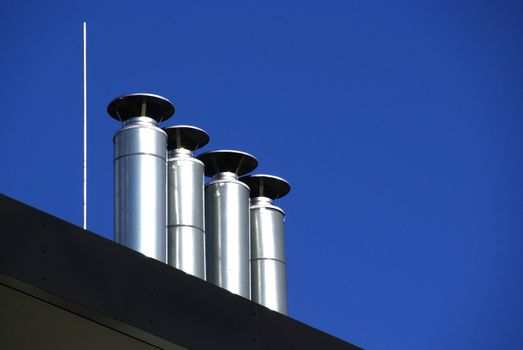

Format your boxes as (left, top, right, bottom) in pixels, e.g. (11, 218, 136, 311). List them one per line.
(240, 174, 291, 314)
(164, 125, 209, 279)
(108, 93, 174, 263)
(197, 150, 258, 299)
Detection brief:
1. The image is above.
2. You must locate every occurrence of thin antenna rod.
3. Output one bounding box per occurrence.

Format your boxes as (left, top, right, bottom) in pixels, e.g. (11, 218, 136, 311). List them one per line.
(83, 21, 87, 230)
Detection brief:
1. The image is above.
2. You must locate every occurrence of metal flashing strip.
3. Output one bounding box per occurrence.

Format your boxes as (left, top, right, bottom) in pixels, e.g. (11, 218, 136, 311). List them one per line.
(0, 274, 185, 350)
(0, 194, 361, 350)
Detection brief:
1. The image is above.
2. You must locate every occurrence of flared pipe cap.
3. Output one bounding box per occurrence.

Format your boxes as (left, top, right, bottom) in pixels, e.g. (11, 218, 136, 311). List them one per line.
(107, 93, 175, 123)
(197, 150, 258, 177)
(164, 125, 210, 151)
(240, 174, 291, 200)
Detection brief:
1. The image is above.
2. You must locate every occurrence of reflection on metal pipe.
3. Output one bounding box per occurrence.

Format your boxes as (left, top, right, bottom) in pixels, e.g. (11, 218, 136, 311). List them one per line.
(197, 150, 258, 299)
(240, 174, 290, 314)
(164, 125, 209, 279)
(108, 93, 174, 263)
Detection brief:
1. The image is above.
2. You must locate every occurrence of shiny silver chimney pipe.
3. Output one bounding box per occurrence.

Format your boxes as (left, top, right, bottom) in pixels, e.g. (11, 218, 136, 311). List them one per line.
(164, 125, 209, 279)
(108, 93, 174, 263)
(197, 150, 258, 299)
(240, 174, 291, 314)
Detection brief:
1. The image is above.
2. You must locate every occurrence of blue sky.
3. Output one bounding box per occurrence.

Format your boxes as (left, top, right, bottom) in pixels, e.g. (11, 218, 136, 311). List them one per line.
(1, 1, 522, 348)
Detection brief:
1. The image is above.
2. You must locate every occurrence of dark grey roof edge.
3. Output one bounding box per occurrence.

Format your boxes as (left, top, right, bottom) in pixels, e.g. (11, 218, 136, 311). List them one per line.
(0, 194, 362, 350)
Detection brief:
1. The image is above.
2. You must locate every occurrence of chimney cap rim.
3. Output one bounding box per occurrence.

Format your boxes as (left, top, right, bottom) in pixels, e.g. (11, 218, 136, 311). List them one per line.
(240, 174, 291, 200)
(197, 150, 258, 177)
(164, 125, 210, 151)
(107, 93, 175, 123)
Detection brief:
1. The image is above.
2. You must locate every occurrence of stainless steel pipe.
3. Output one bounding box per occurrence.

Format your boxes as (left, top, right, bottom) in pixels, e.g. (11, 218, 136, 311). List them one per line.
(240, 174, 291, 314)
(197, 150, 258, 299)
(108, 93, 174, 263)
(164, 125, 209, 279)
